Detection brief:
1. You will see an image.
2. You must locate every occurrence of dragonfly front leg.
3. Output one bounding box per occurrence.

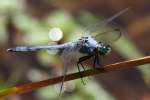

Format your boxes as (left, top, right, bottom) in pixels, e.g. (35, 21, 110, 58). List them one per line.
(93, 55, 97, 69)
(93, 54, 101, 69)
(77, 55, 93, 85)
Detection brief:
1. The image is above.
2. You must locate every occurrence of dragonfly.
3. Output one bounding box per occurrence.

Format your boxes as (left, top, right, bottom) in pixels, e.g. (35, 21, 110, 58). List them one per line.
(7, 8, 129, 94)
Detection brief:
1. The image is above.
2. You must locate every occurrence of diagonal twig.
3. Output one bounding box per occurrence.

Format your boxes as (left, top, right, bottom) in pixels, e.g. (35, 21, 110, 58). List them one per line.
(0, 56, 150, 98)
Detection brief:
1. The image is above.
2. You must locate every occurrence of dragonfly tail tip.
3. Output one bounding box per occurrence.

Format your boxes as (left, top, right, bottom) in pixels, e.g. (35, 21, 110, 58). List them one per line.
(7, 48, 15, 52)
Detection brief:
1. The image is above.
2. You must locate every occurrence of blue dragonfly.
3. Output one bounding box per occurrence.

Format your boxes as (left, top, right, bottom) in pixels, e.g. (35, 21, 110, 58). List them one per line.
(7, 8, 129, 94)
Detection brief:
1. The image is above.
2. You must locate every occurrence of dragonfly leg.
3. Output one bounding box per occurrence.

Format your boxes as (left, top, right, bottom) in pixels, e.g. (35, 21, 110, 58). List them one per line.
(93, 55, 97, 69)
(96, 54, 100, 65)
(94, 54, 104, 70)
(59, 65, 68, 96)
(78, 55, 93, 70)
(77, 55, 93, 85)
(77, 63, 86, 85)
(93, 47, 102, 69)
(80, 63, 86, 72)
(79, 62, 92, 80)
(93, 55, 101, 69)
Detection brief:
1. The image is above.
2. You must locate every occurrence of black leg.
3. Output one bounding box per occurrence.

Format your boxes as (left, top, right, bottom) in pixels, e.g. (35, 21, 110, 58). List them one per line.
(78, 55, 93, 71)
(77, 55, 93, 85)
(80, 63, 86, 71)
(93, 55, 97, 69)
(77, 63, 86, 85)
(93, 52, 101, 69)
(78, 55, 93, 62)
(59, 65, 68, 96)
(95, 54, 103, 69)
(96, 54, 100, 65)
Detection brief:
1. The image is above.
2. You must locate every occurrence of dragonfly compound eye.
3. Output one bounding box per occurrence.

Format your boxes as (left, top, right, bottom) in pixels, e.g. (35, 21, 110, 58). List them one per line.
(98, 44, 111, 55)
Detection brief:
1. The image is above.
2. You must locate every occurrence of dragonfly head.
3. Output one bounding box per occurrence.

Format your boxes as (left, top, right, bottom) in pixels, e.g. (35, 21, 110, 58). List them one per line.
(98, 42, 111, 55)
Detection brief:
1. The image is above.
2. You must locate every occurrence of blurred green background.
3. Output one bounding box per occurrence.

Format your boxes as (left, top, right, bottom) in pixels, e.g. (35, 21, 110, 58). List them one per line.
(0, 0, 150, 100)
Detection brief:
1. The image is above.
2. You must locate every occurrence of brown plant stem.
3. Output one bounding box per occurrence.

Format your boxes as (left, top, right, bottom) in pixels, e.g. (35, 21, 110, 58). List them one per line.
(0, 56, 150, 98)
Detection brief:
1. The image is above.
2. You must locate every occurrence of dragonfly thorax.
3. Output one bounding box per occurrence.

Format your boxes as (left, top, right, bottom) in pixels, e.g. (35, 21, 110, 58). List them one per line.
(78, 37, 111, 56)
(79, 36, 98, 54)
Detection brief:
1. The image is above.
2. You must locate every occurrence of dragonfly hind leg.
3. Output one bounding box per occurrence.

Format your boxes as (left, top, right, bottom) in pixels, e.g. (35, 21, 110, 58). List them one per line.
(59, 65, 68, 96)
(77, 55, 93, 85)
(77, 63, 86, 85)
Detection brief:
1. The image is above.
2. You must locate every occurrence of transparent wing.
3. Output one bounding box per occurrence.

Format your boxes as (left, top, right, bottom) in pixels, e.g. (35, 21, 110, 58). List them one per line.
(7, 43, 71, 52)
(84, 8, 128, 35)
(83, 8, 128, 43)
(92, 27, 122, 44)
